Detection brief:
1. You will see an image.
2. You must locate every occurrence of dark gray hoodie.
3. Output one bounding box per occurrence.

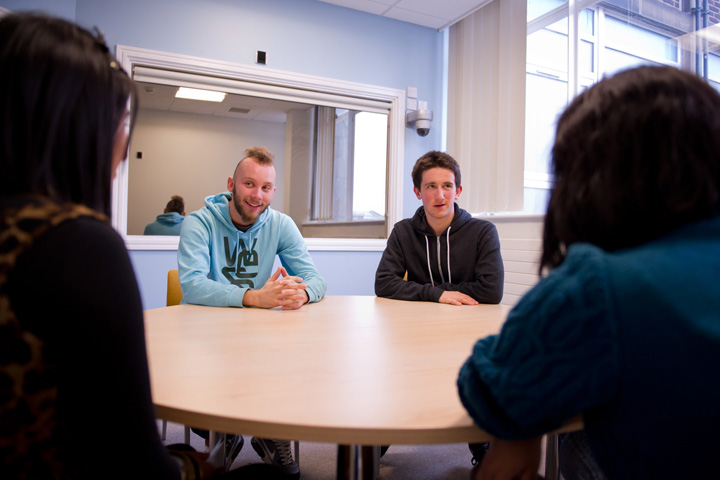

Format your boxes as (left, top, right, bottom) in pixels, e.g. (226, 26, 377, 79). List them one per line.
(374, 203, 504, 303)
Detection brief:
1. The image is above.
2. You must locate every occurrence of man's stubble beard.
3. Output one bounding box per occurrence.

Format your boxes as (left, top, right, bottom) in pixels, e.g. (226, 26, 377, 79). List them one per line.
(232, 188, 270, 226)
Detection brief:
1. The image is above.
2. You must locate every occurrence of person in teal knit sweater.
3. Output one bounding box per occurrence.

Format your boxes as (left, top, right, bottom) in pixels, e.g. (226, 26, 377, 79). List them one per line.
(457, 65, 720, 480)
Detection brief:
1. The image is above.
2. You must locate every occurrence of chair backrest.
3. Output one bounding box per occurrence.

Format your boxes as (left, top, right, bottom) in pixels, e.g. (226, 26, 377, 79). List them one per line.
(167, 269, 183, 306)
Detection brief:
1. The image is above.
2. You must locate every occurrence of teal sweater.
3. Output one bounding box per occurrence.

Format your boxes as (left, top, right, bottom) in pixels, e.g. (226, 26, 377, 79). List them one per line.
(457, 216, 720, 479)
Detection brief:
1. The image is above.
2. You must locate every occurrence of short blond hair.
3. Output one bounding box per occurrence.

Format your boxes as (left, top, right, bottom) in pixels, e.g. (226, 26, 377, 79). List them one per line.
(233, 146, 274, 177)
(244, 146, 274, 165)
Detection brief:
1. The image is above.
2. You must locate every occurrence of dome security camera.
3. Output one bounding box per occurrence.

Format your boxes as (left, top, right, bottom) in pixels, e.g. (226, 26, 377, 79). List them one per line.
(406, 109, 433, 137)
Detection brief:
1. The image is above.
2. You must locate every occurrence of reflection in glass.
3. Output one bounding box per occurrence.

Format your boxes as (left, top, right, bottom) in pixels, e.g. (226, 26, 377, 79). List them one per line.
(352, 112, 387, 220)
(523, 0, 720, 213)
(128, 82, 388, 238)
(527, 0, 567, 23)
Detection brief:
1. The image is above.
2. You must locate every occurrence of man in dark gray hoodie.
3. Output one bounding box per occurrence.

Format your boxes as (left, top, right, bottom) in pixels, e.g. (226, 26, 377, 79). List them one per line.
(375, 151, 504, 305)
(374, 150, 504, 465)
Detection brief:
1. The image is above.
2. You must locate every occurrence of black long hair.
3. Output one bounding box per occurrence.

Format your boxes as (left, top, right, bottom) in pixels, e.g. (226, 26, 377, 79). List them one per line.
(540, 66, 720, 273)
(0, 13, 138, 216)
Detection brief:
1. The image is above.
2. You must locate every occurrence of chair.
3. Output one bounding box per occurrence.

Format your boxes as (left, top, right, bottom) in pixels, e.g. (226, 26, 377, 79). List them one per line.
(161, 270, 191, 443)
(167, 269, 183, 306)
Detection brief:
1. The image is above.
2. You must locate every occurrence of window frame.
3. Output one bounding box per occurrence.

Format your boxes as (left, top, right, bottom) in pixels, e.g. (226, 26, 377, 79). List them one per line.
(114, 45, 405, 251)
(523, 0, 687, 207)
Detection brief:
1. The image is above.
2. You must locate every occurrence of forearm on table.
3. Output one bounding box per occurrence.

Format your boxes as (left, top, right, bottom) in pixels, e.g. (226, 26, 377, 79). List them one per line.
(181, 276, 247, 307)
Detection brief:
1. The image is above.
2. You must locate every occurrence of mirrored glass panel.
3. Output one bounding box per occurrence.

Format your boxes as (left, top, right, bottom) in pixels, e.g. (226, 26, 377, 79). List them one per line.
(128, 81, 389, 239)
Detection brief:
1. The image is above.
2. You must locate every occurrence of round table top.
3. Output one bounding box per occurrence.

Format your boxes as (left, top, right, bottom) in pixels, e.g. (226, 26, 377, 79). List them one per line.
(144, 295, 511, 445)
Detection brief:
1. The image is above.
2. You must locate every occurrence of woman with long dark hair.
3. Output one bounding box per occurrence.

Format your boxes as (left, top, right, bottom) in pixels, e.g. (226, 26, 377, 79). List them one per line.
(0, 13, 277, 479)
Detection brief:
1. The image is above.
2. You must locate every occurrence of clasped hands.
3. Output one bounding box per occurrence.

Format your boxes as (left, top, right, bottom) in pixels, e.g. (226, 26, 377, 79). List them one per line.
(243, 266, 309, 310)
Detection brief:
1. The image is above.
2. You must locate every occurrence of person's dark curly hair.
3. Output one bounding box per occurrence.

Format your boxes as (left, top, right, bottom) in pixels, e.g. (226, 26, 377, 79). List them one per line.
(540, 66, 720, 273)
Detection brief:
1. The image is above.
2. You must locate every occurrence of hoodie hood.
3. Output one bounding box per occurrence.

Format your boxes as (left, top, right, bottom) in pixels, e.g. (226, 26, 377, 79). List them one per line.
(155, 212, 184, 226)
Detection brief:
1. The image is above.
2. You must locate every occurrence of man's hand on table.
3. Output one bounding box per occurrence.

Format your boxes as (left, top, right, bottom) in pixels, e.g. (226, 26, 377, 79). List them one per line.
(439, 291, 478, 306)
(243, 266, 309, 310)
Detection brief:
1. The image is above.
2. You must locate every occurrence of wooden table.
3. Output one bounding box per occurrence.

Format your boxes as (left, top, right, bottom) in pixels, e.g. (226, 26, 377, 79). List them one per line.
(144, 296, 568, 478)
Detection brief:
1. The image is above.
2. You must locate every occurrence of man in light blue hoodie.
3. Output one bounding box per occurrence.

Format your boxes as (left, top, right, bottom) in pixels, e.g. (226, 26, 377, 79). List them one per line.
(143, 195, 185, 235)
(177, 146, 326, 476)
(178, 146, 326, 310)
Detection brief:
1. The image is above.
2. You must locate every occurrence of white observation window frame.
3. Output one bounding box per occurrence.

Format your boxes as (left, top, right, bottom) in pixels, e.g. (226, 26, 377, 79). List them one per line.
(113, 45, 405, 251)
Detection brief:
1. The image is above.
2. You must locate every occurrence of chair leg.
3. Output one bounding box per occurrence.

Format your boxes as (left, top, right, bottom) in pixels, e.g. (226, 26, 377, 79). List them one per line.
(184, 426, 190, 444)
(545, 433, 560, 480)
(161, 420, 167, 440)
(294, 440, 300, 466)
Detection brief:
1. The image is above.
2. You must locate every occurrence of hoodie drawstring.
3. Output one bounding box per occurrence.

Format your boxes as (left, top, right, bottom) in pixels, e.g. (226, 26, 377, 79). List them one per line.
(446, 227, 452, 284)
(425, 227, 452, 286)
(435, 237, 444, 284)
(424, 236, 435, 286)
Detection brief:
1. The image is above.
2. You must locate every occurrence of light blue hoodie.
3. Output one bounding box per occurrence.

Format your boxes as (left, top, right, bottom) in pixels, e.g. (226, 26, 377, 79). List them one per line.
(143, 212, 184, 235)
(177, 192, 326, 307)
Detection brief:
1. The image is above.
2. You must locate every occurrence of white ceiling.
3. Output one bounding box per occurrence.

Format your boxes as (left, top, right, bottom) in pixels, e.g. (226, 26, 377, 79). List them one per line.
(315, 0, 491, 30)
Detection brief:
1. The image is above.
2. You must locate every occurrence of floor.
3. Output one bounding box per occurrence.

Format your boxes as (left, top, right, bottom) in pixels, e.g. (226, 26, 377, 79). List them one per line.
(160, 421, 550, 479)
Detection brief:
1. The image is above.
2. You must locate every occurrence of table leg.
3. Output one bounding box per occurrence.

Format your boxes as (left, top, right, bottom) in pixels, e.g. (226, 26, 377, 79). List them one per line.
(360, 445, 380, 480)
(544, 433, 560, 480)
(337, 444, 359, 480)
(337, 445, 380, 480)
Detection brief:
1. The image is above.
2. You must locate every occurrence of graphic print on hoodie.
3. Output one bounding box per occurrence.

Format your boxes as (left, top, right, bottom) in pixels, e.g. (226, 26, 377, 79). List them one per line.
(223, 237, 259, 288)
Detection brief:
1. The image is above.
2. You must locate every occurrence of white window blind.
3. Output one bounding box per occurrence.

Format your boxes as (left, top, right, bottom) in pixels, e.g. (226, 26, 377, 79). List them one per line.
(312, 106, 336, 221)
(447, 0, 527, 214)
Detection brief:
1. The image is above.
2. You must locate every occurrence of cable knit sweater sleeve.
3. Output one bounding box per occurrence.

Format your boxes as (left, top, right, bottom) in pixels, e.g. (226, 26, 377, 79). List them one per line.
(457, 244, 620, 439)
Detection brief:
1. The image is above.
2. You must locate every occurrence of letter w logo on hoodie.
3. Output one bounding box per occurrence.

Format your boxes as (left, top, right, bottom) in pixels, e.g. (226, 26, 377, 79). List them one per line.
(222, 237, 258, 287)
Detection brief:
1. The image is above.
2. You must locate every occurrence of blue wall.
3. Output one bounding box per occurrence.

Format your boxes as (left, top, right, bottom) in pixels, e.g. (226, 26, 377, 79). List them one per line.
(1, 0, 76, 20)
(2, 0, 443, 308)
